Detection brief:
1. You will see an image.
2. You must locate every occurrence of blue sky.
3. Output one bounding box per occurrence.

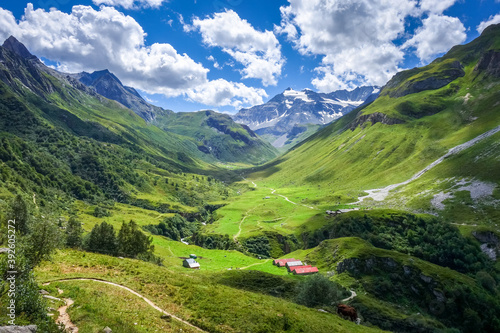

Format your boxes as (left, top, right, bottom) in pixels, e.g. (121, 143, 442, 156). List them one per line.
(0, 0, 499, 113)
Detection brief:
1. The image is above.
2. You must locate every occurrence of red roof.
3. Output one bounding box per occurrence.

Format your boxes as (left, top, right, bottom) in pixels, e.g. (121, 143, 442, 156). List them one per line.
(288, 265, 312, 272)
(293, 266, 319, 275)
(273, 258, 297, 267)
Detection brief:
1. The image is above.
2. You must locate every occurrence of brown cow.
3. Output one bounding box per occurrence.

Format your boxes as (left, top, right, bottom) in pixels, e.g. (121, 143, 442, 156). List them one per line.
(337, 304, 357, 322)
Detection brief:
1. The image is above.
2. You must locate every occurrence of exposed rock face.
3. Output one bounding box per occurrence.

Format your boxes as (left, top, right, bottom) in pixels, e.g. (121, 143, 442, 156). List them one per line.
(233, 86, 379, 147)
(473, 231, 500, 260)
(0, 326, 37, 333)
(0, 38, 54, 96)
(474, 50, 500, 77)
(72, 69, 170, 122)
(383, 60, 465, 98)
(473, 231, 500, 244)
(2, 36, 35, 59)
(337, 257, 403, 276)
(350, 112, 405, 129)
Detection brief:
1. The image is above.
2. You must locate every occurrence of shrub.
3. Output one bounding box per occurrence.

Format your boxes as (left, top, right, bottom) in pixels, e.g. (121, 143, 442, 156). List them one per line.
(295, 274, 345, 308)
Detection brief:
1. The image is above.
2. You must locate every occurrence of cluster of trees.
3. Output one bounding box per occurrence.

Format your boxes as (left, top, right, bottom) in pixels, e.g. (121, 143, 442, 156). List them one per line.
(295, 274, 347, 308)
(83, 220, 161, 265)
(191, 233, 235, 250)
(143, 214, 197, 241)
(244, 236, 271, 257)
(348, 254, 500, 333)
(307, 211, 492, 275)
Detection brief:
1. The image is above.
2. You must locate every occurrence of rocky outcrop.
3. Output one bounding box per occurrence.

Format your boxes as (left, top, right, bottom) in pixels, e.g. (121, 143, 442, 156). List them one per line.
(73, 69, 170, 122)
(2, 36, 35, 59)
(0, 326, 37, 333)
(0, 38, 54, 96)
(350, 112, 405, 129)
(473, 231, 499, 261)
(474, 50, 500, 77)
(384, 60, 465, 98)
(233, 86, 379, 147)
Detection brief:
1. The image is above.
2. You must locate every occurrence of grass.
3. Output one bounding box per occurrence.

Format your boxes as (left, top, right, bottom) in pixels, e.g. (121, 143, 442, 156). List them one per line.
(44, 280, 198, 333)
(202, 181, 330, 239)
(36, 249, 386, 333)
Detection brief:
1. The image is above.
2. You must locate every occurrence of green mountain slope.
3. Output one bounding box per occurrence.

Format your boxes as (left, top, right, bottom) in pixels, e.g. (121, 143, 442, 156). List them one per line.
(71, 66, 278, 165)
(288, 236, 499, 332)
(153, 110, 278, 165)
(0, 36, 238, 214)
(250, 23, 500, 225)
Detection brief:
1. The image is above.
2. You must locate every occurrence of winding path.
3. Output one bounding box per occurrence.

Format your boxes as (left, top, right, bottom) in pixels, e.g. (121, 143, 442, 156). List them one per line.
(239, 259, 271, 270)
(234, 209, 254, 242)
(341, 290, 357, 303)
(355, 125, 500, 203)
(42, 290, 78, 333)
(43, 278, 207, 332)
(270, 188, 315, 209)
(57, 298, 78, 333)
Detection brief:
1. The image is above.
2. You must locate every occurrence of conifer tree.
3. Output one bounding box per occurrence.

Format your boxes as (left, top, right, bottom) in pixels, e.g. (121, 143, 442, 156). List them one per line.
(66, 216, 83, 248)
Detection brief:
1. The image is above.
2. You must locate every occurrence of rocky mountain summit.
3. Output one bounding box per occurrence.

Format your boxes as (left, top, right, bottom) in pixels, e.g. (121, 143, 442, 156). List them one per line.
(232, 86, 378, 147)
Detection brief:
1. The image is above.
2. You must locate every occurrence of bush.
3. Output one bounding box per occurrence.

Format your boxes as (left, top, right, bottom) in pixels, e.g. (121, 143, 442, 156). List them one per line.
(295, 274, 346, 308)
(93, 206, 111, 218)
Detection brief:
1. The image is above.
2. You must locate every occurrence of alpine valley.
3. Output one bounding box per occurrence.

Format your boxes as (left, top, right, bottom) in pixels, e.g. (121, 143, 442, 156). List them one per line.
(0, 20, 500, 333)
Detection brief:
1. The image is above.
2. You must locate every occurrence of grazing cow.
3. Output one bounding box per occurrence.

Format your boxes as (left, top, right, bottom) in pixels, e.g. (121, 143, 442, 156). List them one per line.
(337, 304, 357, 322)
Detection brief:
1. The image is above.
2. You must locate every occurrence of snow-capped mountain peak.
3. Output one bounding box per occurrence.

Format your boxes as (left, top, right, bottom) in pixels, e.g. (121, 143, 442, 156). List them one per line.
(232, 86, 379, 148)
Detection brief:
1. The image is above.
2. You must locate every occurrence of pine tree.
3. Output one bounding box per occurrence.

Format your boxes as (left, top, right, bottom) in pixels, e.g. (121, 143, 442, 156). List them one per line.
(66, 216, 83, 248)
(84, 222, 117, 255)
(9, 194, 30, 235)
(25, 217, 61, 268)
(118, 220, 154, 258)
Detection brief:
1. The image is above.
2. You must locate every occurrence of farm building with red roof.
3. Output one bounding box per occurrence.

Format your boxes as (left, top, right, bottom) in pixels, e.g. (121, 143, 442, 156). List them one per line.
(273, 258, 297, 267)
(288, 265, 312, 273)
(292, 266, 319, 275)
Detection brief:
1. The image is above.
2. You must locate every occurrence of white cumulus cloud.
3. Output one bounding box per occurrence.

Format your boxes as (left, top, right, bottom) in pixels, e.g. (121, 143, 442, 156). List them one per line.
(0, 4, 266, 109)
(188, 10, 284, 86)
(418, 0, 457, 14)
(92, 0, 167, 10)
(404, 14, 466, 61)
(276, 0, 467, 92)
(275, 0, 417, 92)
(187, 79, 266, 109)
(477, 14, 500, 34)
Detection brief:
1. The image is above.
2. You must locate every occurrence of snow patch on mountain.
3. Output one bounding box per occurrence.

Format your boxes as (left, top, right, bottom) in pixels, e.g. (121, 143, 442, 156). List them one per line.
(232, 86, 379, 148)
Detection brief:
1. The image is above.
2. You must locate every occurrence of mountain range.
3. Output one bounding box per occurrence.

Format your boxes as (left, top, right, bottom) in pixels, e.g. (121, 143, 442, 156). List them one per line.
(1, 23, 500, 333)
(232, 86, 379, 148)
(0, 36, 277, 166)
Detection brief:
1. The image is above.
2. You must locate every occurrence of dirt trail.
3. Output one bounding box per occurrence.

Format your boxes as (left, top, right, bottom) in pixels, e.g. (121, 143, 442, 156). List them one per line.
(355, 125, 500, 203)
(270, 188, 316, 209)
(341, 290, 357, 302)
(240, 259, 271, 270)
(234, 209, 254, 242)
(44, 278, 206, 332)
(56, 297, 78, 333)
(243, 177, 315, 209)
(42, 289, 78, 333)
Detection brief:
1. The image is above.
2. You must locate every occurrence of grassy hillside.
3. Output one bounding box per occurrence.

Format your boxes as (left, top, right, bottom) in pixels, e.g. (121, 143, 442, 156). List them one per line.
(153, 110, 278, 165)
(247, 24, 500, 226)
(287, 237, 500, 332)
(33, 249, 385, 333)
